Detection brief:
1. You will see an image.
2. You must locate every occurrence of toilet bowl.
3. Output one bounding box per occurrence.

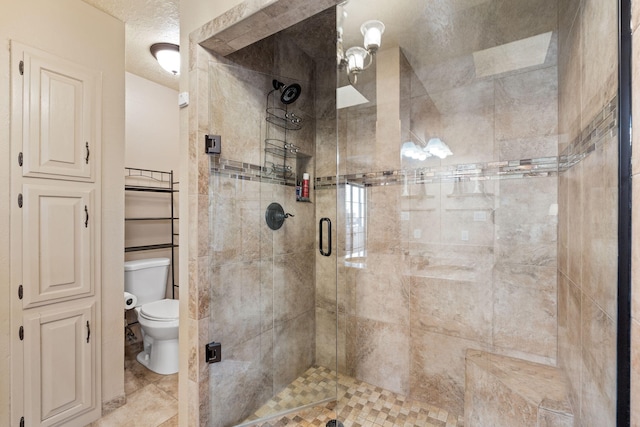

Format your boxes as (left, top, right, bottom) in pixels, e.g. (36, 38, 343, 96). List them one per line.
(124, 258, 179, 375)
(135, 299, 179, 375)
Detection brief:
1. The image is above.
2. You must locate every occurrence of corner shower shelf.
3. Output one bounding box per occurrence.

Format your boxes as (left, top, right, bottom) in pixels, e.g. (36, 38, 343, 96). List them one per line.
(266, 107, 302, 130)
(124, 167, 179, 298)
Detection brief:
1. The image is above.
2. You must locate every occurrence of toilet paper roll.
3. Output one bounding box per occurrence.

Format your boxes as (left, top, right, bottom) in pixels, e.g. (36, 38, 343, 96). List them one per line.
(124, 292, 137, 310)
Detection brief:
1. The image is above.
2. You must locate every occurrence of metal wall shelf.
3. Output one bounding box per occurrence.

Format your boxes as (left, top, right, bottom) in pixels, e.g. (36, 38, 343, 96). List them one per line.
(124, 167, 179, 299)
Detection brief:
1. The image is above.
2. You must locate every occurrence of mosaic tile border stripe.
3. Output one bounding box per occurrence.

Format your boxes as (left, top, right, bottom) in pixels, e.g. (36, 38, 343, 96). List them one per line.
(210, 155, 559, 189)
(560, 95, 618, 170)
(210, 96, 617, 188)
(210, 155, 296, 186)
(315, 157, 558, 189)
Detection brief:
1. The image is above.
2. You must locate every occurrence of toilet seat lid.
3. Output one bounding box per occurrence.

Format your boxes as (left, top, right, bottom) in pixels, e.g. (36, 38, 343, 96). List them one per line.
(140, 299, 179, 321)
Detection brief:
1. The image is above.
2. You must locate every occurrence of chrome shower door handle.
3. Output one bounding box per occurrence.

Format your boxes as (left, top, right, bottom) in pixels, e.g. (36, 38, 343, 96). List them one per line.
(319, 217, 332, 257)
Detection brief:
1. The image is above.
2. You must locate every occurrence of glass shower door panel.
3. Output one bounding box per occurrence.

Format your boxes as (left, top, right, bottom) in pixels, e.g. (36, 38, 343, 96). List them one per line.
(208, 62, 273, 427)
(209, 53, 339, 425)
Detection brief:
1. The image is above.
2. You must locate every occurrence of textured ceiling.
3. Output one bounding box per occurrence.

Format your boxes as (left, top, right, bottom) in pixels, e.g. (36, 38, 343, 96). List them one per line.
(82, 0, 180, 90)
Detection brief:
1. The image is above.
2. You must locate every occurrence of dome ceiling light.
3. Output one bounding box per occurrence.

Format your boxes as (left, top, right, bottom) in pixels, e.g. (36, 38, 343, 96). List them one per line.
(150, 42, 180, 75)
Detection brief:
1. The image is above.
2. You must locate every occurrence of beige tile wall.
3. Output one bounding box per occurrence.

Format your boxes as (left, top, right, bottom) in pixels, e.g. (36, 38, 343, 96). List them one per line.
(557, 0, 619, 425)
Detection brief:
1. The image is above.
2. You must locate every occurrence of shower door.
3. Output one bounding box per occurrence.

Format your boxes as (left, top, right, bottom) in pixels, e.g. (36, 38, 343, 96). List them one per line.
(207, 17, 339, 424)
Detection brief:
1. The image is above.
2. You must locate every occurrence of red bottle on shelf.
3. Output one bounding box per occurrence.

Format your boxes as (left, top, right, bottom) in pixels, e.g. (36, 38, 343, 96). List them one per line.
(302, 173, 310, 199)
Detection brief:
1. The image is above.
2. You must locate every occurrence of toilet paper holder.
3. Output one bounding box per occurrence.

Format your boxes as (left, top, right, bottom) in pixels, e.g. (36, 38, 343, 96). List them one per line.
(124, 292, 138, 310)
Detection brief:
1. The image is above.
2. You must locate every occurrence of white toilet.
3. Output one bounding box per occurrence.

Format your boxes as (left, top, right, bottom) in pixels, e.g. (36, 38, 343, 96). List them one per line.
(124, 258, 179, 375)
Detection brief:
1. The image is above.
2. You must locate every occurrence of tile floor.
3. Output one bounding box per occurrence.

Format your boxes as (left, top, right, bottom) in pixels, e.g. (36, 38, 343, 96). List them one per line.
(93, 350, 460, 427)
(91, 344, 178, 427)
(246, 366, 463, 427)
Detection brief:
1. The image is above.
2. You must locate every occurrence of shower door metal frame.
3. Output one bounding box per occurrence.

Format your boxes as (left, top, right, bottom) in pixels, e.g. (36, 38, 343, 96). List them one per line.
(616, 0, 632, 424)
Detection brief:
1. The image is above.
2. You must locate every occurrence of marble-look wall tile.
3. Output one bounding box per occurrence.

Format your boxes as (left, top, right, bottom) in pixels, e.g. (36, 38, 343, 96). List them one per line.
(494, 173, 558, 250)
(498, 135, 558, 162)
(411, 276, 492, 343)
(342, 106, 377, 175)
(440, 100, 495, 166)
(315, 118, 338, 178)
(565, 162, 583, 284)
(260, 258, 274, 334)
(631, 319, 640, 425)
(271, 184, 315, 255)
(354, 253, 409, 326)
(210, 260, 262, 350)
(493, 282, 557, 359)
(273, 250, 315, 324)
(464, 350, 572, 427)
(464, 357, 538, 427)
(315, 307, 338, 370)
(495, 66, 558, 142)
(633, 172, 640, 320)
(374, 48, 402, 172)
(557, 172, 569, 276)
(538, 409, 573, 427)
(581, 356, 615, 427)
(226, 36, 275, 76)
(404, 183, 442, 245)
(352, 317, 410, 396)
(580, 295, 616, 426)
(559, 273, 582, 419)
(558, 7, 581, 153)
(493, 261, 558, 361)
(581, 0, 618, 127)
(368, 185, 402, 250)
(581, 137, 618, 318)
(493, 0, 558, 48)
(408, 242, 494, 284)
(196, 256, 211, 319)
(209, 175, 242, 265)
(558, 0, 581, 52)
(494, 262, 557, 291)
(209, 63, 266, 166)
(411, 329, 487, 415)
(440, 184, 496, 247)
(209, 332, 273, 427)
(273, 310, 316, 392)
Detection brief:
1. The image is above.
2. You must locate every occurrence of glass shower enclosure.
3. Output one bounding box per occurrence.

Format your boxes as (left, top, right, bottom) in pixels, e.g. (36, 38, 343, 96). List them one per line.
(205, 0, 622, 425)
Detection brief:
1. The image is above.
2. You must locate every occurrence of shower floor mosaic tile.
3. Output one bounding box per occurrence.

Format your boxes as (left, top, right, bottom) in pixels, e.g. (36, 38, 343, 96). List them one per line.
(247, 366, 462, 427)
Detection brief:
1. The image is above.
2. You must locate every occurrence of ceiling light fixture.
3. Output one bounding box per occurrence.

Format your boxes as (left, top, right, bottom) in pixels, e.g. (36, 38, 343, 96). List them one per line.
(401, 137, 453, 161)
(150, 43, 180, 75)
(337, 12, 385, 84)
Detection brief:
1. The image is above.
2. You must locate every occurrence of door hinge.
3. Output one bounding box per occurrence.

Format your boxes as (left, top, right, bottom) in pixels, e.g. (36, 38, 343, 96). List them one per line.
(20, 416, 24, 427)
(18, 326, 23, 341)
(17, 194, 22, 208)
(19, 60, 24, 75)
(18, 285, 23, 300)
(18, 152, 23, 167)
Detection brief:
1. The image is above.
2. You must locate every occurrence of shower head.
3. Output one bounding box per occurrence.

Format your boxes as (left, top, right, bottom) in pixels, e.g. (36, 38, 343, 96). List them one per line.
(273, 79, 302, 104)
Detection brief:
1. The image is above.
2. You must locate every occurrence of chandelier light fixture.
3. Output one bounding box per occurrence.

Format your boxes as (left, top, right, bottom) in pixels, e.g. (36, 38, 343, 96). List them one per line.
(337, 17, 385, 84)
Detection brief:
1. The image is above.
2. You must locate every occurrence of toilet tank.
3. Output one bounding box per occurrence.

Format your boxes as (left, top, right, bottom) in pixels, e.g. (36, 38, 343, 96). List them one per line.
(124, 258, 170, 306)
